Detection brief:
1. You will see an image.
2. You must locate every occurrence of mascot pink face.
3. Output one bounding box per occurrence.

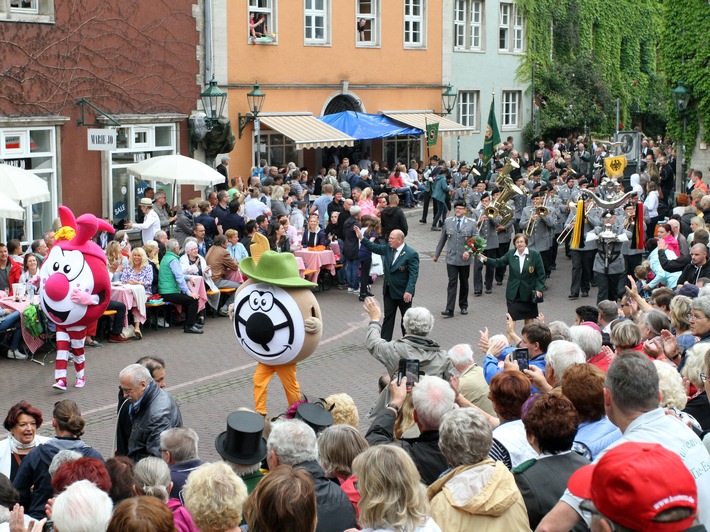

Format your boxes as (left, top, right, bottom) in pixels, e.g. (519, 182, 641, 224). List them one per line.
(39, 206, 114, 327)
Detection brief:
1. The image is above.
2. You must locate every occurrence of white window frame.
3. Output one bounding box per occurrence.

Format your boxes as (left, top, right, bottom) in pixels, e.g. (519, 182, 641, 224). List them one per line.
(454, 0, 483, 51)
(403, 0, 426, 49)
(501, 90, 521, 130)
(304, 0, 330, 46)
(0, 0, 54, 23)
(248, 0, 277, 44)
(458, 91, 479, 129)
(356, 0, 380, 47)
(499, 2, 524, 53)
(10, 0, 38, 14)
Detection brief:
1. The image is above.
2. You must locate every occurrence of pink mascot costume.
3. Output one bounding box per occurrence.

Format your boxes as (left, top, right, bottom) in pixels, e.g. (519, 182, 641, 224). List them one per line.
(39, 206, 114, 390)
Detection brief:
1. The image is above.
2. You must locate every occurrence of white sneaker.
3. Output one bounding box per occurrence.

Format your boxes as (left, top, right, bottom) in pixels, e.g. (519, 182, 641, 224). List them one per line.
(7, 349, 27, 360)
(157, 317, 170, 328)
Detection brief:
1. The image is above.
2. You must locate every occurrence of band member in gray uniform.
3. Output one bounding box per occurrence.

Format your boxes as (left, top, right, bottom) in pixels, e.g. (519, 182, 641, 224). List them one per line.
(471, 193, 502, 295)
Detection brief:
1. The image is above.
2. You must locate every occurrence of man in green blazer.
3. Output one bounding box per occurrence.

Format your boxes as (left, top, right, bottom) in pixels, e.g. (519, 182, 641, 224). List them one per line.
(355, 227, 419, 341)
(481, 233, 545, 322)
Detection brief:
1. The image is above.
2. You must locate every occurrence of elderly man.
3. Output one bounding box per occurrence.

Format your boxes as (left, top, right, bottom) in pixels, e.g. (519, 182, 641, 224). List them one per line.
(117, 364, 182, 462)
(158, 239, 203, 334)
(153, 190, 175, 230)
(126, 197, 160, 244)
(366, 375, 455, 485)
(205, 235, 241, 316)
(447, 344, 495, 415)
(215, 410, 267, 493)
(363, 297, 452, 419)
(537, 352, 710, 531)
(569, 324, 608, 372)
(677, 244, 710, 287)
(356, 227, 419, 341)
(216, 155, 230, 191)
(160, 427, 205, 499)
(523, 340, 586, 393)
(267, 419, 356, 532)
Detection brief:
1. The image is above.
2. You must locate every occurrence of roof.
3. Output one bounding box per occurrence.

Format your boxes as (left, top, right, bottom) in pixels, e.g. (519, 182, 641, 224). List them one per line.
(258, 115, 355, 149)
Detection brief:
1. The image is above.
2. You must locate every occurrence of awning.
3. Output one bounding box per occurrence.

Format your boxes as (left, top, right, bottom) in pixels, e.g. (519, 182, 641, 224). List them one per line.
(318, 111, 423, 139)
(382, 112, 474, 136)
(258, 115, 355, 149)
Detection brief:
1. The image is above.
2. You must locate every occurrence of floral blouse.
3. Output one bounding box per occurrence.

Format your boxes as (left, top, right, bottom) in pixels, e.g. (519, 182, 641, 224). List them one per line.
(120, 265, 153, 295)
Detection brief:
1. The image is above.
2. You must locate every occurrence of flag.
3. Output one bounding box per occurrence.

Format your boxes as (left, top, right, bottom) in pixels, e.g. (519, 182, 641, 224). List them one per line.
(483, 98, 501, 177)
(426, 122, 439, 147)
(604, 155, 627, 179)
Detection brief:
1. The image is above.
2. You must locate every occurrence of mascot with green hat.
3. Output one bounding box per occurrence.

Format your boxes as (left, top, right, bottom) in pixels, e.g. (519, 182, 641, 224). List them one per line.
(232, 234, 322, 416)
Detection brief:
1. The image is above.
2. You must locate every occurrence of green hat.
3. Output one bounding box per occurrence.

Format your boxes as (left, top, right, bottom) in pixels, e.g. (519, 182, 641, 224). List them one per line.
(238, 251, 316, 288)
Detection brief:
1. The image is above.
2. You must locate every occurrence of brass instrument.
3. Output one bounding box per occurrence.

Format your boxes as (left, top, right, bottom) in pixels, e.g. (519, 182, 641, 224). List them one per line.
(495, 157, 520, 187)
(475, 205, 487, 232)
(623, 214, 635, 230)
(557, 201, 594, 244)
(525, 197, 548, 236)
(485, 205, 500, 218)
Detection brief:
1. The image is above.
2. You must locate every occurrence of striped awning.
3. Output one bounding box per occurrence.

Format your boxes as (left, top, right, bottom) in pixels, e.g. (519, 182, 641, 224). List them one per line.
(383, 112, 474, 136)
(259, 115, 355, 149)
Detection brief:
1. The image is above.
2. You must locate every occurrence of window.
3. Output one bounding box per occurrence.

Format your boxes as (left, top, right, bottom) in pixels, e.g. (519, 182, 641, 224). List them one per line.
(0, 0, 54, 23)
(0, 126, 58, 245)
(248, 0, 276, 43)
(356, 0, 379, 47)
(404, 0, 426, 48)
(458, 91, 479, 129)
(502, 91, 521, 129)
(499, 2, 524, 52)
(454, 0, 483, 51)
(10, 0, 37, 13)
(257, 132, 297, 169)
(305, 0, 330, 45)
(383, 135, 422, 168)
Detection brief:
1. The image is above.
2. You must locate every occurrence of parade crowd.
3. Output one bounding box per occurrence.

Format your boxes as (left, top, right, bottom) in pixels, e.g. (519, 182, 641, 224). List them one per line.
(1, 135, 710, 532)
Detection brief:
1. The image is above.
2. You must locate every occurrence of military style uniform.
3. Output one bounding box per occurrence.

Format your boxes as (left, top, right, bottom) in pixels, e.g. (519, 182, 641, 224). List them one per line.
(520, 206, 557, 276)
(471, 208, 502, 294)
(434, 215, 476, 314)
(567, 206, 601, 298)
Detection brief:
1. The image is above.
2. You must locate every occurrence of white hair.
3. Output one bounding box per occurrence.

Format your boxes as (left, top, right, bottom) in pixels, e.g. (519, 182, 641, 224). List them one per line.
(411, 376, 455, 430)
(267, 419, 318, 465)
(682, 343, 710, 390)
(402, 307, 434, 336)
(569, 325, 603, 360)
(119, 364, 152, 386)
(549, 321, 572, 342)
(546, 340, 586, 384)
(49, 450, 83, 478)
(489, 334, 509, 346)
(699, 285, 710, 299)
(654, 360, 688, 410)
(52, 480, 113, 532)
(448, 344, 474, 369)
(134, 457, 172, 502)
(349, 205, 362, 216)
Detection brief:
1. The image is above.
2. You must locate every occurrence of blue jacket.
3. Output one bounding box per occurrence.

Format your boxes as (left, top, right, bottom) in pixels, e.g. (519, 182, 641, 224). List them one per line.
(483, 351, 546, 393)
(574, 417, 622, 460)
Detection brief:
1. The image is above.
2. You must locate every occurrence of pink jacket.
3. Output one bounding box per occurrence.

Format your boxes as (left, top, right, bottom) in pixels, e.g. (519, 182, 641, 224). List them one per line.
(167, 498, 198, 532)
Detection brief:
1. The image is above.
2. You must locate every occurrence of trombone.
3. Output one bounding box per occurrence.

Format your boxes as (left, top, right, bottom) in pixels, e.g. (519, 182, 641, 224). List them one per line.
(556, 201, 594, 243)
(475, 205, 487, 232)
(623, 214, 635, 230)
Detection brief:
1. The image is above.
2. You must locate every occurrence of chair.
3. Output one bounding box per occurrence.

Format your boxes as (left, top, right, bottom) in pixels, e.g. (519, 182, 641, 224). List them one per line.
(97, 309, 117, 340)
(146, 301, 171, 330)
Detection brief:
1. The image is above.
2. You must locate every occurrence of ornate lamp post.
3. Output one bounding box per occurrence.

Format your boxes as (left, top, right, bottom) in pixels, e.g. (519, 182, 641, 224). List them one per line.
(238, 82, 267, 166)
(440, 84, 458, 159)
(200, 78, 228, 130)
(671, 81, 691, 194)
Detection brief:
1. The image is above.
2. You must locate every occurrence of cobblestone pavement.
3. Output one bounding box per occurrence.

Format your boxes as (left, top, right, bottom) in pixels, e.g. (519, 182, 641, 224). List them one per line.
(0, 208, 589, 462)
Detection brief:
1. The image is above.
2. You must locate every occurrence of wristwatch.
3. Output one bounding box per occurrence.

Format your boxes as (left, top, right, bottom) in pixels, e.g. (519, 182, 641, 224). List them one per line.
(386, 403, 400, 414)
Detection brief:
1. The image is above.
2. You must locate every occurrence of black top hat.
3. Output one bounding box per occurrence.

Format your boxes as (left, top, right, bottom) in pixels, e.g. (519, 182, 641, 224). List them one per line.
(296, 403, 333, 435)
(215, 411, 267, 465)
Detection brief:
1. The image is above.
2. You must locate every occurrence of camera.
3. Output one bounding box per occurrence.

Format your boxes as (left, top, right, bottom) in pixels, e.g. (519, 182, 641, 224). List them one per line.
(512, 348, 530, 371)
(397, 358, 420, 388)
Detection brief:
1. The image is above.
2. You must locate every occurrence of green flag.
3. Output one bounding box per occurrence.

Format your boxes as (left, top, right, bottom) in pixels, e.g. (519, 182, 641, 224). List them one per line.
(426, 122, 439, 147)
(483, 98, 501, 175)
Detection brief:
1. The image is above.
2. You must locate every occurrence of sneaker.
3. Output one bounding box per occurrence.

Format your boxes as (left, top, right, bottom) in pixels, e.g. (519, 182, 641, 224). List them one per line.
(347, 288, 356, 293)
(53, 379, 67, 391)
(75, 377, 86, 388)
(218, 308, 230, 317)
(7, 349, 28, 360)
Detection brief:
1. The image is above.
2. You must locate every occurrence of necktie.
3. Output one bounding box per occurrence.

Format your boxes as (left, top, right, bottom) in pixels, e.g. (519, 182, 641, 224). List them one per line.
(457, 218, 461, 231)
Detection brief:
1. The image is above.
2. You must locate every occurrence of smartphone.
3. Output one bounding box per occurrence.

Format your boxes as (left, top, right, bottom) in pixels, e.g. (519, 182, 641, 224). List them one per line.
(513, 348, 530, 372)
(43, 521, 54, 532)
(397, 358, 420, 387)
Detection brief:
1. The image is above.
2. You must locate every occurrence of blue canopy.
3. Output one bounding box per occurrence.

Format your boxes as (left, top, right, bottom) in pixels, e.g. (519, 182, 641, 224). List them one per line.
(317, 111, 423, 140)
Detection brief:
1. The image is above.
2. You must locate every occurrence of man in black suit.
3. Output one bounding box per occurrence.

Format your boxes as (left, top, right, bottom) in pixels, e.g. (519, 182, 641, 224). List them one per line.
(215, 156, 230, 191)
(356, 227, 419, 341)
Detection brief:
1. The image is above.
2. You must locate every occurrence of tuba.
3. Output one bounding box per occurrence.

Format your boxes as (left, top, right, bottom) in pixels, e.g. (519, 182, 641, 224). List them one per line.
(578, 189, 635, 211)
(489, 182, 521, 225)
(495, 158, 520, 187)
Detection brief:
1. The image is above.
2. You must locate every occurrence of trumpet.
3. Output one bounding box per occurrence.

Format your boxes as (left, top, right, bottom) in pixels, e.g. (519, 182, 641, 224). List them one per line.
(623, 214, 635, 230)
(475, 206, 487, 232)
(525, 197, 550, 236)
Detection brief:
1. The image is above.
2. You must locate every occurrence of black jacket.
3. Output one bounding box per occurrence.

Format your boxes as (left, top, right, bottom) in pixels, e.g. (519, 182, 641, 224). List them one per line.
(658, 249, 690, 273)
(380, 206, 408, 239)
(677, 260, 710, 286)
(342, 216, 361, 260)
(296, 460, 357, 532)
(124, 382, 183, 462)
(365, 408, 448, 486)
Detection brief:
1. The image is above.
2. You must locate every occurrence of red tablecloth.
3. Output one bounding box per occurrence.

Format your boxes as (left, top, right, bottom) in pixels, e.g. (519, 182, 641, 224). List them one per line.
(109, 284, 147, 327)
(293, 250, 336, 282)
(185, 276, 208, 313)
(0, 296, 44, 354)
(228, 257, 306, 282)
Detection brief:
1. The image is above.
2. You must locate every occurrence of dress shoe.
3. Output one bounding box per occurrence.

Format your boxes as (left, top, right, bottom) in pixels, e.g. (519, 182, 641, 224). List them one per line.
(550, 265, 557, 270)
(581, 291, 589, 297)
(441, 310, 454, 318)
(485, 288, 492, 294)
(431, 227, 441, 231)
(419, 219, 427, 224)
(460, 308, 468, 315)
(568, 294, 579, 300)
(108, 334, 129, 343)
(184, 325, 204, 334)
(474, 292, 482, 297)
(496, 281, 503, 286)
(193, 323, 204, 330)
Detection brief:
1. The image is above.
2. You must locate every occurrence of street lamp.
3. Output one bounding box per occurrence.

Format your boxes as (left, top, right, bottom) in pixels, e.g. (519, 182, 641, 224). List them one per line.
(200, 78, 228, 130)
(238, 82, 267, 166)
(441, 84, 457, 116)
(672, 80, 692, 194)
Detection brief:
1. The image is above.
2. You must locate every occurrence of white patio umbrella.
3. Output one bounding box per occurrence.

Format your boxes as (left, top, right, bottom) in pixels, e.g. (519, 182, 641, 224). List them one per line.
(0, 164, 52, 206)
(0, 191, 25, 220)
(126, 154, 224, 186)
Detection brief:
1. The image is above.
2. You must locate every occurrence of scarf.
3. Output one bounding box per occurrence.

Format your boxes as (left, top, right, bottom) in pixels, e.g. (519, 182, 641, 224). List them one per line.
(9, 433, 39, 453)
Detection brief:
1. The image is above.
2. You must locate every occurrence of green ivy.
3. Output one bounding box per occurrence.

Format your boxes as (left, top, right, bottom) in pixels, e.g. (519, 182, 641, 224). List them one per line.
(516, 0, 673, 143)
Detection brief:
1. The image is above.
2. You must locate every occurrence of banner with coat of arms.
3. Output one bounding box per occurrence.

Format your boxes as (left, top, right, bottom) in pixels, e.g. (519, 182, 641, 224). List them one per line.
(604, 155, 627, 178)
(426, 122, 439, 147)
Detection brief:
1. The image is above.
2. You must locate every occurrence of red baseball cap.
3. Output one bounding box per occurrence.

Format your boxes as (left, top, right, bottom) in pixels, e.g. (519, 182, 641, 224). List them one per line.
(568, 442, 697, 531)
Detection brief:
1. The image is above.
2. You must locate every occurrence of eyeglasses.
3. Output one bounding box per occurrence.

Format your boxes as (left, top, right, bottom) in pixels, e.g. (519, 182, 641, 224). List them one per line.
(701, 372, 707, 384)
(689, 314, 708, 322)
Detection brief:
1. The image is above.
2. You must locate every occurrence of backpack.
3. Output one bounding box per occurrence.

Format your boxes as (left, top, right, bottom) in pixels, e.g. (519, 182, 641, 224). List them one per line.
(22, 304, 44, 338)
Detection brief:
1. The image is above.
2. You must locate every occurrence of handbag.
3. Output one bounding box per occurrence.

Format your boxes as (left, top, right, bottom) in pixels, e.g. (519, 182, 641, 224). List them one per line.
(370, 253, 384, 276)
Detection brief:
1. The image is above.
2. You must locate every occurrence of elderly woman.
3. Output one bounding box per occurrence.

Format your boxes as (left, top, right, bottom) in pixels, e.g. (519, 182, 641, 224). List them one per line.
(13, 399, 103, 519)
(487, 371, 537, 470)
(132, 457, 196, 532)
(682, 344, 710, 435)
(363, 299, 452, 420)
(120, 247, 153, 339)
(351, 445, 441, 532)
(183, 462, 248, 532)
(0, 402, 48, 481)
(318, 424, 368, 516)
(158, 239, 203, 334)
(429, 408, 530, 530)
(561, 364, 621, 460)
(225, 229, 248, 261)
(515, 394, 589, 531)
(244, 464, 317, 532)
(610, 318, 643, 352)
(639, 309, 673, 362)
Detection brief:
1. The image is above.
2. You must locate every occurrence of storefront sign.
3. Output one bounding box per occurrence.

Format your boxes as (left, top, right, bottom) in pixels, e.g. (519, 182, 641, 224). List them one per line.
(136, 181, 150, 198)
(88, 129, 117, 151)
(113, 200, 127, 219)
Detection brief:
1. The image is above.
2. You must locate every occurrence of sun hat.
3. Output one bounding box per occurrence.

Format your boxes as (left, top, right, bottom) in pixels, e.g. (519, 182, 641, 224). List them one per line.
(239, 251, 316, 288)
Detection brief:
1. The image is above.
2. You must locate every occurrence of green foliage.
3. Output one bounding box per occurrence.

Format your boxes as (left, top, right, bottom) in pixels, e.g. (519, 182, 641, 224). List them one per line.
(516, 0, 665, 144)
